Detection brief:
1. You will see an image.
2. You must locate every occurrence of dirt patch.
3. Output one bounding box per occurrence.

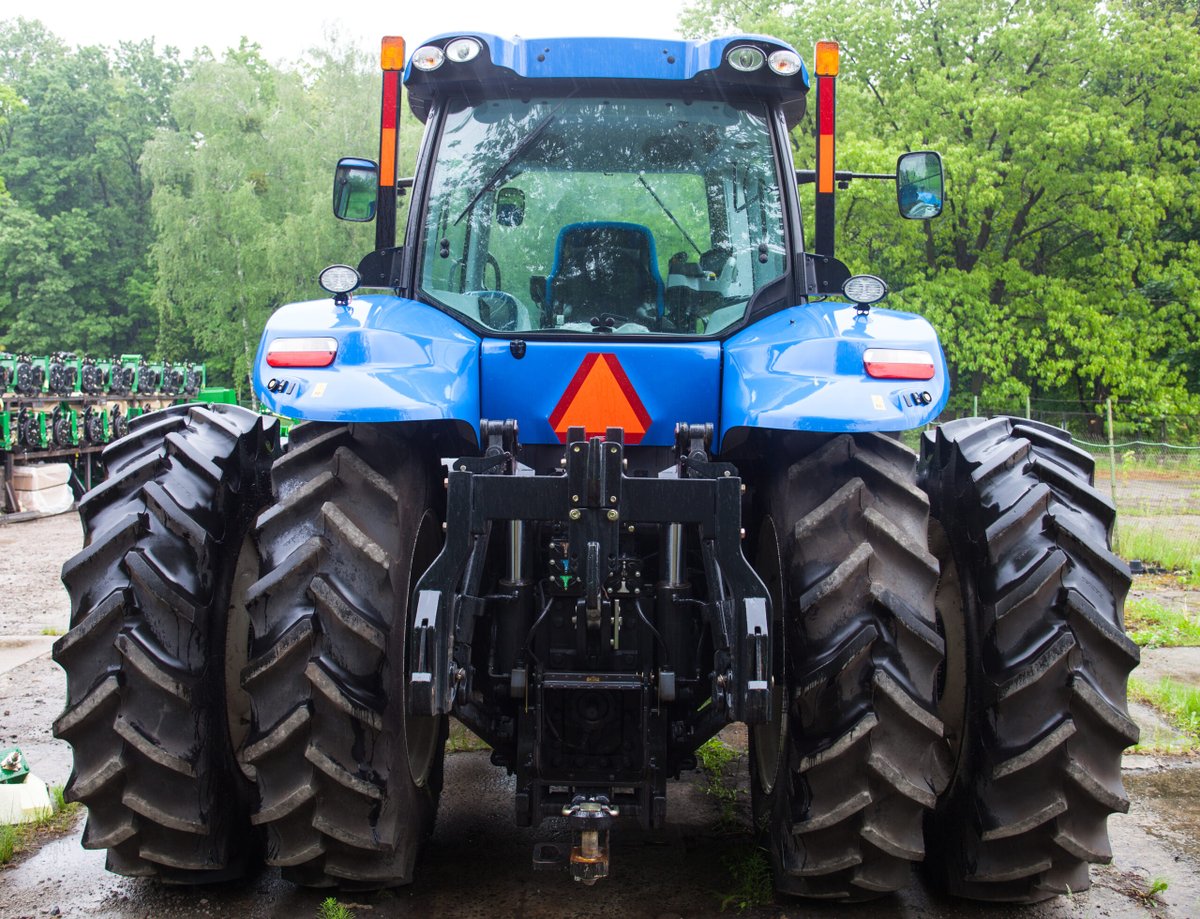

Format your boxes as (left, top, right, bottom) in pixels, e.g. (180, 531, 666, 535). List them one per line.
(0, 511, 80, 638)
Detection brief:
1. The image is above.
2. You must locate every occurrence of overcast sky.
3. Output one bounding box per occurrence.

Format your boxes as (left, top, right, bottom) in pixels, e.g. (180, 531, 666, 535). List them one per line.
(0, 1, 693, 63)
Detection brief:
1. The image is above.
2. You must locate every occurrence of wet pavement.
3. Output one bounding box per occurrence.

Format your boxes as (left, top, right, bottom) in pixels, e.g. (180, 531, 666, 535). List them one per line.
(3, 749, 1200, 918)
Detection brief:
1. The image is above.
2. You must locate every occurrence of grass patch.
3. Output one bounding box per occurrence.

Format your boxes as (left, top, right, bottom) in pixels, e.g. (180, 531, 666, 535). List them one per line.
(39, 626, 63, 636)
(445, 719, 490, 754)
(1117, 526, 1200, 586)
(0, 784, 82, 865)
(0, 823, 16, 863)
(1125, 597, 1200, 648)
(719, 846, 774, 911)
(697, 737, 741, 827)
(1128, 677, 1200, 753)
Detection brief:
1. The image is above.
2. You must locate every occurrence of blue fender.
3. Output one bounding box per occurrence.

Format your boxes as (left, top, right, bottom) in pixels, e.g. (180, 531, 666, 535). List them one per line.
(253, 294, 481, 440)
(721, 302, 949, 443)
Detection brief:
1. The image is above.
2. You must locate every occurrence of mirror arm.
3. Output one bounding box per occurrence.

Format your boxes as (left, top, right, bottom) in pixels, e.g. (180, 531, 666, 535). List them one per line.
(796, 168, 893, 186)
(398, 176, 414, 193)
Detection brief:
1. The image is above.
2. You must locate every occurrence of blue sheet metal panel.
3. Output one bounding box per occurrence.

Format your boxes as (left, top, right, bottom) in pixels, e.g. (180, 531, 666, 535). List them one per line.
(406, 34, 809, 88)
(721, 302, 950, 438)
(480, 339, 722, 447)
(253, 295, 481, 432)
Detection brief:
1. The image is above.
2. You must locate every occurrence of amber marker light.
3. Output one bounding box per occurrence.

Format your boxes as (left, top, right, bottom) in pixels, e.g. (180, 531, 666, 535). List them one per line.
(381, 36, 406, 71)
(815, 40, 839, 76)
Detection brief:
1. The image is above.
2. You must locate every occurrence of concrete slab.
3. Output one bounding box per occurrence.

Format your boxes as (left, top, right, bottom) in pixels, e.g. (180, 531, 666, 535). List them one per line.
(0, 636, 56, 676)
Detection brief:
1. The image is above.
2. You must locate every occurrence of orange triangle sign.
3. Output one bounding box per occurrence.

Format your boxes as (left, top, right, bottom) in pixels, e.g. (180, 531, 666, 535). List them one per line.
(548, 353, 652, 444)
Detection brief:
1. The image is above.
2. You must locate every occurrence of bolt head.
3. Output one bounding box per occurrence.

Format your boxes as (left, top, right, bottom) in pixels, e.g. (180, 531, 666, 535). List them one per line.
(569, 509, 582, 520)
(606, 509, 619, 521)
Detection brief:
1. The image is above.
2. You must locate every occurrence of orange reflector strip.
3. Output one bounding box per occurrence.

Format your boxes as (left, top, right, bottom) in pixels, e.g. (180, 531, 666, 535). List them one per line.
(818, 134, 835, 195)
(863, 349, 935, 380)
(380, 127, 397, 188)
(548, 353, 652, 444)
(381, 36, 406, 71)
(266, 338, 337, 368)
(815, 40, 839, 76)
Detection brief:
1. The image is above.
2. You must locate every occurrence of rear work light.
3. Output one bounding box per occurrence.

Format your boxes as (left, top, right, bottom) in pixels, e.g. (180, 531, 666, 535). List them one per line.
(266, 337, 338, 368)
(863, 348, 936, 380)
(727, 46, 765, 72)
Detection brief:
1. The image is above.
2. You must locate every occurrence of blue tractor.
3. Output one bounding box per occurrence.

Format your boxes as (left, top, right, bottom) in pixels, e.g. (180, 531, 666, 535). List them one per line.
(55, 32, 1136, 904)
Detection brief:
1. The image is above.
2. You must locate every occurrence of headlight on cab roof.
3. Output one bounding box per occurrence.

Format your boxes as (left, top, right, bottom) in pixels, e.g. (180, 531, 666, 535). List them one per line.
(768, 49, 802, 76)
(411, 45, 446, 71)
(445, 38, 481, 63)
(727, 46, 765, 72)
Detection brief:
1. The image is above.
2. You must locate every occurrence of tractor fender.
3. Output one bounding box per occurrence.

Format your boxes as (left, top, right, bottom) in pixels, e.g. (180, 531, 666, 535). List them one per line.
(253, 294, 480, 441)
(720, 301, 949, 443)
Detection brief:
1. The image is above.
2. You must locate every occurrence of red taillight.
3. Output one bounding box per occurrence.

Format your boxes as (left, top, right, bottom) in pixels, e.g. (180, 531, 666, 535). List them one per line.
(266, 337, 337, 368)
(863, 348, 935, 380)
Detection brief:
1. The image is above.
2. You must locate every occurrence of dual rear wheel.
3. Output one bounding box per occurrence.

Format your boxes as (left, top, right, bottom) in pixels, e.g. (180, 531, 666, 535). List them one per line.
(55, 411, 445, 887)
(752, 420, 1138, 903)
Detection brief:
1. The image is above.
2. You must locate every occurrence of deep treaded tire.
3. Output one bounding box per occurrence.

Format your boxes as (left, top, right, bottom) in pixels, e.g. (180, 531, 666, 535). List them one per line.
(54, 404, 275, 879)
(751, 433, 947, 900)
(919, 417, 1140, 902)
(242, 422, 446, 888)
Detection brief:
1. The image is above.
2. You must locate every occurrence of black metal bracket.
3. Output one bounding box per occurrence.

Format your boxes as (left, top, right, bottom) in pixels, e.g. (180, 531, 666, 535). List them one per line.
(408, 420, 772, 726)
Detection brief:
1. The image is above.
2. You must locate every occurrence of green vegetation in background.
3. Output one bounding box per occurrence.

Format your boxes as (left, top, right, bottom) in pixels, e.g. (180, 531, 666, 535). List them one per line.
(682, 0, 1200, 424)
(1124, 597, 1200, 649)
(1117, 525, 1200, 586)
(3, 7, 1200, 421)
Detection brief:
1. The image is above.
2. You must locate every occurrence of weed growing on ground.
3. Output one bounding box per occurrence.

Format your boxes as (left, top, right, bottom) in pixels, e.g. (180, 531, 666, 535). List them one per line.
(317, 897, 356, 919)
(697, 737, 740, 826)
(444, 719, 490, 754)
(0, 823, 16, 864)
(1125, 597, 1200, 648)
(39, 626, 63, 636)
(720, 846, 774, 911)
(0, 784, 81, 865)
(1128, 677, 1200, 752)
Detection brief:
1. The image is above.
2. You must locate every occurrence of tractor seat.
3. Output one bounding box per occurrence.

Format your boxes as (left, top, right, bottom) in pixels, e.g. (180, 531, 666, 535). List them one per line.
(546, 222, 665, 323)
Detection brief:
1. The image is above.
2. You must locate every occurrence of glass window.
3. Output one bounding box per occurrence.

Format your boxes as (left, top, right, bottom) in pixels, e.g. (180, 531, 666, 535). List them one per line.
(419, 97, 787, 334)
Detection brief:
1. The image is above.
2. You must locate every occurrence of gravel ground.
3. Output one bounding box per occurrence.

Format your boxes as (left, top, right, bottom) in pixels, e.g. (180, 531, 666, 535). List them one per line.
(1, 511, 1199, 918)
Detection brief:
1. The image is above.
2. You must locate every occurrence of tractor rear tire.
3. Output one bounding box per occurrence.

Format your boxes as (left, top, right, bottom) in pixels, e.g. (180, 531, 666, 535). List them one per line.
(54, 404, 276, 880)
(750, 433, 947, 900)
(242, 422, 447, 888)
(919, 417, 1139, 902)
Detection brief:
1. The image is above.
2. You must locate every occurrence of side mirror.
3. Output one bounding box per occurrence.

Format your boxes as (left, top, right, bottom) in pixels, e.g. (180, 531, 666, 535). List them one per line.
(333, 157, 379, 222)
(496, 186, 526, 227)
(896, 151, 944, 220)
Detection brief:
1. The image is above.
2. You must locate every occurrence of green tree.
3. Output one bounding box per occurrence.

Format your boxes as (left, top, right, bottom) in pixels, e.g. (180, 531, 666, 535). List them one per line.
(143, 38, 379, 393)
(683, 0, 1200, 421)
(0, 19, 182, 357)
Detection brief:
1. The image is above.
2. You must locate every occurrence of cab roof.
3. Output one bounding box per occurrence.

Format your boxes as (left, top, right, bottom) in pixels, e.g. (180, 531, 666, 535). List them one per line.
(403, 34, 811, 126)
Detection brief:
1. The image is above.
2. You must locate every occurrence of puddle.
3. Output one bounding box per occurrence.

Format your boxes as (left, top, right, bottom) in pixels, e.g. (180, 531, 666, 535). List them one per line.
(1126, 765, 1200, 862)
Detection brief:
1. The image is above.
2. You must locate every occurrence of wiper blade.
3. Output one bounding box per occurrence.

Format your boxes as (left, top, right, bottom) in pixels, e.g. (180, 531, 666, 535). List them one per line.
(453, 114, 558, 227)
